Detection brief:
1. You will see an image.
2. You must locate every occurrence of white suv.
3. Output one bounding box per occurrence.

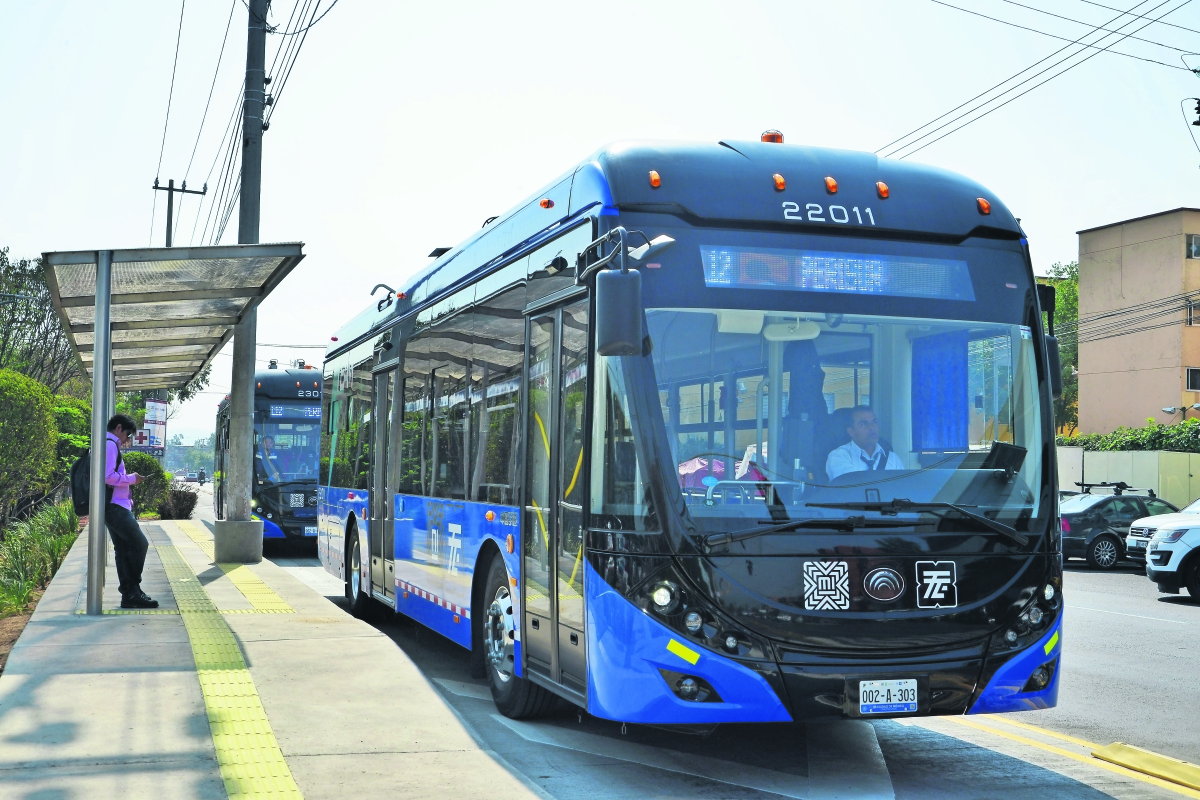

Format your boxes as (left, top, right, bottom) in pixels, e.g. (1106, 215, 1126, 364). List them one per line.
(1128, 499, 1200, 598)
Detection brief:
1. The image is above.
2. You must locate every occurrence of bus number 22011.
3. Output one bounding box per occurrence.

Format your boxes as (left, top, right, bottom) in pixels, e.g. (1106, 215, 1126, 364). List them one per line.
(783, 202, 875, 226)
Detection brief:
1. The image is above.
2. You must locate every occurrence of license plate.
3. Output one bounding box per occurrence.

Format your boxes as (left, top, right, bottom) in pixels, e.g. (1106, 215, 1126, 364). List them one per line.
(859, 679, 918, 714)
(304, 526, 318, 536)
(1130, 540, 1145, 550)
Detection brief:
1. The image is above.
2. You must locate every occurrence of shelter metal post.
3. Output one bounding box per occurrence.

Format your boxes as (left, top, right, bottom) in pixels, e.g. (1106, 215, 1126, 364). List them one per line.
(86, 250, 113, 615)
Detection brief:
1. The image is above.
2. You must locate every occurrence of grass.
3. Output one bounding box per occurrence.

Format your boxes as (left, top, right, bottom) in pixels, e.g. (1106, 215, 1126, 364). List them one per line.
(0, 501, 80, 617)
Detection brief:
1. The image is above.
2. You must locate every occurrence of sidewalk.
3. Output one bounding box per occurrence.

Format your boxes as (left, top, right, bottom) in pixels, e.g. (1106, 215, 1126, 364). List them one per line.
(0, 513, 542, 799)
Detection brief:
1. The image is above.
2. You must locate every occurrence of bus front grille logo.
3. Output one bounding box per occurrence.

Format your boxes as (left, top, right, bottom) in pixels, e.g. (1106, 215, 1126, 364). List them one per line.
(915, 561, 958, 608)
(804, 561, 849, 610)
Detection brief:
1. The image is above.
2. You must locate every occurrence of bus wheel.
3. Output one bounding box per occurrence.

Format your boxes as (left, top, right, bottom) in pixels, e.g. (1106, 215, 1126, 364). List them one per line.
(483, 555, 555, 719)
(346, 529, 370, 618)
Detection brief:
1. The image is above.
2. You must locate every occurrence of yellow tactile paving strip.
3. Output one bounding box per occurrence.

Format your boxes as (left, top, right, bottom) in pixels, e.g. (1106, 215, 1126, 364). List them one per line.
(176, 520, 294, 613)
(156, 540, 304, 799)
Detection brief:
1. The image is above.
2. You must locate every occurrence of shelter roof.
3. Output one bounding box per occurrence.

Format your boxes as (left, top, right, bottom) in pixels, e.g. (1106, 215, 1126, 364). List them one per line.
(42, 243, 305, 392)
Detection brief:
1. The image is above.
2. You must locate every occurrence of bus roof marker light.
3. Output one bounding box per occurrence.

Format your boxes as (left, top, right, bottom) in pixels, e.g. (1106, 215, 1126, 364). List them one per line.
(761, 130, 784, 143)
(539, 198, 554, 209)
(648, 170, 661, 188)
(977, 197, 992, 215)
(824, 176, 838, 194)
(773, 173, 786, 192)
(876, 181, 889, 199)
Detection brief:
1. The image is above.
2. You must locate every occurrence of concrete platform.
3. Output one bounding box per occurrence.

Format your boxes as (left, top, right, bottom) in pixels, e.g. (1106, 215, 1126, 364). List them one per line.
(0, 514, 542, 800)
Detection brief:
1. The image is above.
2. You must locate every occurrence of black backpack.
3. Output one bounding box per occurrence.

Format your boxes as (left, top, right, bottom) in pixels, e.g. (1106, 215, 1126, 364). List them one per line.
(70, 440, 120, 515)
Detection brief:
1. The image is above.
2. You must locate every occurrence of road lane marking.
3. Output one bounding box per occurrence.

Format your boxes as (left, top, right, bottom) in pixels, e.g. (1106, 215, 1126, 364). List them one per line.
(945, 717, 1200, 799)
(492, 714, 894, 799)
(977, 714, 1101, 748)
(156, 539, 303, 799)
(1068, 605, 1186, 624)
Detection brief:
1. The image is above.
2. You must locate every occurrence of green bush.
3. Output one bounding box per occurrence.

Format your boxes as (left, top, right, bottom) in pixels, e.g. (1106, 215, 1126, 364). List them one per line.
(158, 482, 198, 520)
(122, 452, 169, 518)
(0, 369, 57, 524)
(52, 396, 90, 487)
(1057, 418, 1200, 453)
(0, 501, 79, 616)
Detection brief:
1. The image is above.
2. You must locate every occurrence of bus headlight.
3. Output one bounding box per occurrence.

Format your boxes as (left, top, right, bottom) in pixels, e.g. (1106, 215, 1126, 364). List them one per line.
(651, 582, 678, 613)
(684, 611, 704, 633)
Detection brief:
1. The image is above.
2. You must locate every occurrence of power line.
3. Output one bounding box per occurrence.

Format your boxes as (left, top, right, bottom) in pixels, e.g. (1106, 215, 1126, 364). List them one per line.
(150, 0, 188, 247)
(183, 0, 238, 181)
(1182, 97, 1200, 154)
(1002, 0, 1190, 51)
(889, 0, 1192, 159)
(1077, 0, 1200, 35)
(271, 0, 339, 35)
(877, 0, 1157, 156)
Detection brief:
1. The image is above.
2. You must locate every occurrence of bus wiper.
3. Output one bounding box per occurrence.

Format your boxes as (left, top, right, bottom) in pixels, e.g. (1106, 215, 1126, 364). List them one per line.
(704, 516, 918, 549)
(806, 499, 1029, 547)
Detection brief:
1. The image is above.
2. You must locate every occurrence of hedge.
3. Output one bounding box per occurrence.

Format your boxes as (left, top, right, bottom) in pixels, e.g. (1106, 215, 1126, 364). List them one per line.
(1057, 418, 1200, 453)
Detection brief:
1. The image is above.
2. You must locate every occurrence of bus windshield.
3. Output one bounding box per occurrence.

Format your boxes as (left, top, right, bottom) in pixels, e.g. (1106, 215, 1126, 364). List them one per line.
(591, 230, 1047, 538)
(254, 419, 321, 484)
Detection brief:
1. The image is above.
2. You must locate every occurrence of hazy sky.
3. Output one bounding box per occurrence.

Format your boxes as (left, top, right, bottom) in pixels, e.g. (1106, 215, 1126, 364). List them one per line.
(3, 0, 1199, 441)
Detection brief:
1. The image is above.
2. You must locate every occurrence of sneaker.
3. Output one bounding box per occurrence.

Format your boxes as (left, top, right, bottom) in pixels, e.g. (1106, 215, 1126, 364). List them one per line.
(120, 593, 159, 609)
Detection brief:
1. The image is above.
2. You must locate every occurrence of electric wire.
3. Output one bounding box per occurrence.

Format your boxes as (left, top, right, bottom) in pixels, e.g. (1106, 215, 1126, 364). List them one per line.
(931, 0, 1189, 70)
(1077, 0, 1200, 34)
(269, 0, 339, 35)
(1002, 0, 1191, 51)
(888, 0, 1192, 159)
(194, 84, 244, 245)
(150, 0, 188, 245)
(183, 0, 238, 181)
(876, 0, 1157, 155)
(1181, 97, 1200, 154)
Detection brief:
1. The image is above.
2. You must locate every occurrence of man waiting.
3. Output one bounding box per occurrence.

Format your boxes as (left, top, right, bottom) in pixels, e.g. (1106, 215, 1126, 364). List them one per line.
(105, 414, 159, 609)
(826, 406, 904, 480)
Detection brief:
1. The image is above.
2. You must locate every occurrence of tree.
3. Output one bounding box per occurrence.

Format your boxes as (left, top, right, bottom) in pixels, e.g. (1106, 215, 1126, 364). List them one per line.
(0, 370, 57, 525)
(122, 452, 169, 518)
(0, 249, 81, 394)
(1042, 262, 1078, 435)
(52, 396, 90, 487)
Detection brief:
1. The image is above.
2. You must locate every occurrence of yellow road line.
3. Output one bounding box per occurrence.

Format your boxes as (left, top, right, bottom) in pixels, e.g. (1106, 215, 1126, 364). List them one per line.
(177, 520, 294, 613)
(945, 717, 1200, 799)
(976, 714, 1102, 749)
(157, 542, 303, 799)
(1093, 743, 1200, 792)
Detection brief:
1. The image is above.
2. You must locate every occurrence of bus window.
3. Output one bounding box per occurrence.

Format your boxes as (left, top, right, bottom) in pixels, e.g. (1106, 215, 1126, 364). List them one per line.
(470, 284, 525, 505)
(398, 374, 429, 496)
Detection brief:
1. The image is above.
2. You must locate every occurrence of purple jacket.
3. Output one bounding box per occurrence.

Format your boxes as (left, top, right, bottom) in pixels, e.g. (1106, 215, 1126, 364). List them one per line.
(105, 433, 135, 510)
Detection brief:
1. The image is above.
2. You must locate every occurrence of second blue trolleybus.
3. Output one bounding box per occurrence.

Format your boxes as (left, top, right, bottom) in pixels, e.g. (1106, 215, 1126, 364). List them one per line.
(318, 136, 1064, 722)
(216, 361, 323, 539)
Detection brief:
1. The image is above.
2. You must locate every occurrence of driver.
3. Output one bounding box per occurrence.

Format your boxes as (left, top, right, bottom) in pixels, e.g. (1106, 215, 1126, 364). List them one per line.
(826, 406, 904, 480)
(256, 436, 284, 483)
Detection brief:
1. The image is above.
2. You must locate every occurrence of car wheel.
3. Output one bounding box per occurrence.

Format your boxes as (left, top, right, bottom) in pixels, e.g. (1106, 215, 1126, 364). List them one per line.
(346, 526, 371, 618)
(482, 554, 556, 719)
(1184, 558, 1200, 601)
(1086, 534, 1121, 570)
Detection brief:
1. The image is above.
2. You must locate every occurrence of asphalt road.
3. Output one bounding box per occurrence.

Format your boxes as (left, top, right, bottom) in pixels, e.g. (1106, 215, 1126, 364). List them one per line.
(257, 525, 1200, 800)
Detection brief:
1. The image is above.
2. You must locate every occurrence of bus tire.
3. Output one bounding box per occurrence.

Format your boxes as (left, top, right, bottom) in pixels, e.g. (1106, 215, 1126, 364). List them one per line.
(346, 526, 370, 619)
(483, 554, 555, 719)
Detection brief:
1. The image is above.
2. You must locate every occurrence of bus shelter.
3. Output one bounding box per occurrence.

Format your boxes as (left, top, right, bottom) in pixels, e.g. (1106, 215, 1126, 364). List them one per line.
(41, 243, 305, 615)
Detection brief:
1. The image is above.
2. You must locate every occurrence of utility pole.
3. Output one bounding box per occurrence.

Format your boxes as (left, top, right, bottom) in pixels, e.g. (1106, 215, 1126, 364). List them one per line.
(152, 179, 206, 247)
(215, 0, 268, 562)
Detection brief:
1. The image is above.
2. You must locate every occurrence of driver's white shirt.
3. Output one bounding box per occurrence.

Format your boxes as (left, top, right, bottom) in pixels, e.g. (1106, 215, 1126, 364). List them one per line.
(826, 440, 905, 480)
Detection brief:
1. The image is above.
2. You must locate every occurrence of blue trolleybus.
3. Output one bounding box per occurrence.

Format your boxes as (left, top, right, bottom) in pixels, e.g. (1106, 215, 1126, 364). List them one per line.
(318, 136, 1064, 723)
(216, 361, 323, 539)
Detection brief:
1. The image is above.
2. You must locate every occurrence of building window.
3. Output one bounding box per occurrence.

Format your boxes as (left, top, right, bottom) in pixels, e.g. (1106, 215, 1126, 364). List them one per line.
(1188, 234, 1200, 259)
(1188, 368, 1200, 392)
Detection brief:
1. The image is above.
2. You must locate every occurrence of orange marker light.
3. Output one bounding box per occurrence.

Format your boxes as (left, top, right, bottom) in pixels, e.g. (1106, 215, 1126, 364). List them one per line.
(772, 173, 786, 192)
(539, 198, 554, 209)
(824, 176, 838, 194)
(506, 533, 514, 554)
(313, 381, 318, 387)
(486, 510, 496, 522)
(977, 197, 992, 215)
(876, 181, 890, 199)
(256, 382, 261, 388)
(454, 614, 461, 624)
(648, 170, 661, 188)
(296, 382, 301, 387)
(761, 130, 784, 144)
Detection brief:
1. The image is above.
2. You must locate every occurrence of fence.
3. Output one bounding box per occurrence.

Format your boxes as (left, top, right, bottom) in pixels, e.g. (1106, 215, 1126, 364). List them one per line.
(1057, 447, 1200, 508)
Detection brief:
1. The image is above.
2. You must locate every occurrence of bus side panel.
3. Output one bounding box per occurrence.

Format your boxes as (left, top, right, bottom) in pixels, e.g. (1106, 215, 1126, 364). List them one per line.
(393, 495, 521, 663)
(585, 562, 792, 724)
(318, 486, 367, 583)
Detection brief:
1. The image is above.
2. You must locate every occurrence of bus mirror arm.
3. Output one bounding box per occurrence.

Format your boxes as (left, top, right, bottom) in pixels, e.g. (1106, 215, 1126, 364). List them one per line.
(371, 283, 396, 312)
(587, 228, 644, 357)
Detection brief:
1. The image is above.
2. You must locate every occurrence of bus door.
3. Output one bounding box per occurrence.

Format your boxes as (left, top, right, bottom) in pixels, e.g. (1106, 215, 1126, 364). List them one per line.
(370, 367, 397, 602)
(523, 298, 589, 694)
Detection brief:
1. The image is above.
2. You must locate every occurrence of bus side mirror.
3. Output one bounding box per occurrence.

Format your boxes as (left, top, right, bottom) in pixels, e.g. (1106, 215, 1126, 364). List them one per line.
(1046, 335, 1063, 399)
(595, 267, 643, 356)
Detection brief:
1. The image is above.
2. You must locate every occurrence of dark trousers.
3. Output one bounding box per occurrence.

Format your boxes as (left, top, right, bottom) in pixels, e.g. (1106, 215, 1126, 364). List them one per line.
(105, 503, 148, 597)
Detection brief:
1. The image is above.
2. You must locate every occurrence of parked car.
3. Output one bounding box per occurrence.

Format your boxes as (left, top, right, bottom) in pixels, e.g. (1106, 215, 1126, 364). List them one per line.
(1125, 497, 1200, 564)
(1144, 521, 1200, 599)
(1060, 490, 1180, 569)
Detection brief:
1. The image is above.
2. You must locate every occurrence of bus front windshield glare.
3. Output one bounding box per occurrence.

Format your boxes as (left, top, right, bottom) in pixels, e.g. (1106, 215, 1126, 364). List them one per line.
(591, 237, 1046, 537)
